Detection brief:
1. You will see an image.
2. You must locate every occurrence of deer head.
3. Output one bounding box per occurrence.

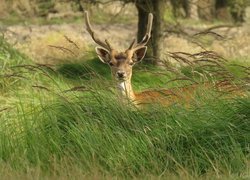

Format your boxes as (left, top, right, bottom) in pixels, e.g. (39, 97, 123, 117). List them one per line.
(84, 11, 153, 82)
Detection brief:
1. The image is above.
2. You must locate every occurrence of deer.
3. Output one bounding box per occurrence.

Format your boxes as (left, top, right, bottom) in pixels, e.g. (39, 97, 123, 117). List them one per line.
(84, 11, 245, 107)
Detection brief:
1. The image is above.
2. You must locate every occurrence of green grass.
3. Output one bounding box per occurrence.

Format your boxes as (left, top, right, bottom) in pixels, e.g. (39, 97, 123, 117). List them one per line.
(0, 37, 250, 179)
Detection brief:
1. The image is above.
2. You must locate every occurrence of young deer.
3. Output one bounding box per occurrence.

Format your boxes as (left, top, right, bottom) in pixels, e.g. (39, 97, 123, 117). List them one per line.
(84, 11, 241, 106)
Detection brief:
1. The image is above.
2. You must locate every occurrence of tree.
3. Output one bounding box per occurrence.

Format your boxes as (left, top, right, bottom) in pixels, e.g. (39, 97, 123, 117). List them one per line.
(197, 0, 216, 21)
(170, 0, 248, 22)
(134, 0, 167, 65)
(229, 0, 247, 22)
(187, 0, 199, 20)
(215, 0, 231, 21)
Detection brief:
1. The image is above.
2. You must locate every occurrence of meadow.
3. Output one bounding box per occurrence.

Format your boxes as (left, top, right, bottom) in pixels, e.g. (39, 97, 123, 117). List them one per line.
(0, 28, 250, 180)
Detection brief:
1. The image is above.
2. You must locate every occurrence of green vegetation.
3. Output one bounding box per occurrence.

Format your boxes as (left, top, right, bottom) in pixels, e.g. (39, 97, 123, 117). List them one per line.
(0, 36, 250, 179)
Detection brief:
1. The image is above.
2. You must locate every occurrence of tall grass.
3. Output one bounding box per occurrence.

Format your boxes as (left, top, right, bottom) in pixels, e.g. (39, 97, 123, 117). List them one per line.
(0, 37, 250, 179)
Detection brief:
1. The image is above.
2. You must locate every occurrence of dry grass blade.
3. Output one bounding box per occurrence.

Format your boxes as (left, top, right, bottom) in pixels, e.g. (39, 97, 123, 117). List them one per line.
(0, 108, 9, 113)
(64, 35, 79, 49)
(169, 51, 193, 57)
(2, 73, 27, 79)
(193, 59, 223, 67)
(63, 86, 90, 93)
(192, 51, 227, 62)
(138, 69, 171, 77)
(193, 24, 238, 39)
(36, 63, 56, 73)
(32, 85, 50, 91)
(12, 64, 55, 75)
(168, 52, 193, 66)
(210, 70, 233, 76)
(165, 67, 180, 75)
(216, 80, 233, 86)
(202, 24, 238, 32)
(229, 64, 250, 69)
(203, 69, 229, 76)
(193, 31, 224, 40)
(11, 64, 38, 71)
(189, 40, 207, 51)
(166, 77, 198, 84)
(198, 64, 224, 69)
(229, 64, 250, 72)
(48, 45, 77, 57)
(166, 48, 249, 95)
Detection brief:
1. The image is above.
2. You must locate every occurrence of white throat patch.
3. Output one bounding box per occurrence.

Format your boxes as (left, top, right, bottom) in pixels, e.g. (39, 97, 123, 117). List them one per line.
(116, 80, 135, 101)
(118, 81, 126, 95)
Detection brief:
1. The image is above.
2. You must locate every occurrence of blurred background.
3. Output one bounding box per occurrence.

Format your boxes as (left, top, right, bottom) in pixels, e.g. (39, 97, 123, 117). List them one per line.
(0, 0, 249, 66)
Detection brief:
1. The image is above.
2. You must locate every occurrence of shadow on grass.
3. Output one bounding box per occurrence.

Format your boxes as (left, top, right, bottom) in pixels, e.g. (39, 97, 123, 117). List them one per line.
(56, 57, 111, 80)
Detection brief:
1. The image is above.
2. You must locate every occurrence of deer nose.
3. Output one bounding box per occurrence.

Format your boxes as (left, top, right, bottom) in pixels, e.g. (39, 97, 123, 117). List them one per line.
(117, 71, 125, 78)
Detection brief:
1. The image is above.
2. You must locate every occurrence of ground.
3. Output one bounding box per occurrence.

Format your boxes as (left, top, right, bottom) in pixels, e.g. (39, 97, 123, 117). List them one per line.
(1, 12, 250, 65)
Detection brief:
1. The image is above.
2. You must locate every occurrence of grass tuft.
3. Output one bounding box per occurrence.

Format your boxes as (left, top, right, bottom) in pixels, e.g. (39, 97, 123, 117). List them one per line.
(0, 36, 250, 179)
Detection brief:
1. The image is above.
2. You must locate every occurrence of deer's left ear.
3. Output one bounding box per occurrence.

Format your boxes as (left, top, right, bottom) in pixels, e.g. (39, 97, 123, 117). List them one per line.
(133, 46, 147, 62)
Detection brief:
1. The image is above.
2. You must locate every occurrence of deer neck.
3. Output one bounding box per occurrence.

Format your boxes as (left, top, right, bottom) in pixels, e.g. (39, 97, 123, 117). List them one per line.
(117, 78, 135, 101)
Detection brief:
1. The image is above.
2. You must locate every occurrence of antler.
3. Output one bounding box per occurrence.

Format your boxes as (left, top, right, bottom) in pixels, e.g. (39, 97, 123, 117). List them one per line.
(84, 11, 113, 51)
(127, 13, 153, 51)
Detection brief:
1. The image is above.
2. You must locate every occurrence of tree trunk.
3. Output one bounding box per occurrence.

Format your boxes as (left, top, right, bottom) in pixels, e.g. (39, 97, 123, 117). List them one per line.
(198, 0, 216, 21)
(187, 0, 199, 20)
(135, 0, 165, 65)
(170, 0, 188, 18)
(230, 2, 246, 23)
(215, 0, 232, 21)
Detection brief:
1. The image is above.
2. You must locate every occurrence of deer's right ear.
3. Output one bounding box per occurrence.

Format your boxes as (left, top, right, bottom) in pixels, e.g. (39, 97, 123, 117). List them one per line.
(95, 47, 110, 63)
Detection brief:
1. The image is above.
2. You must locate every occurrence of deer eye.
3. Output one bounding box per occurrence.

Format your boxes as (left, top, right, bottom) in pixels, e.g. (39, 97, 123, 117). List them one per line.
(129, 62, 134, 66)
(109, 62, 114, 66)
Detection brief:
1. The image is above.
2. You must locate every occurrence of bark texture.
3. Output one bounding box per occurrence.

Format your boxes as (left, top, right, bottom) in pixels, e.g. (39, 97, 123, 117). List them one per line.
(135, 0, 166, 65)
(188, 0, 199, 20)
